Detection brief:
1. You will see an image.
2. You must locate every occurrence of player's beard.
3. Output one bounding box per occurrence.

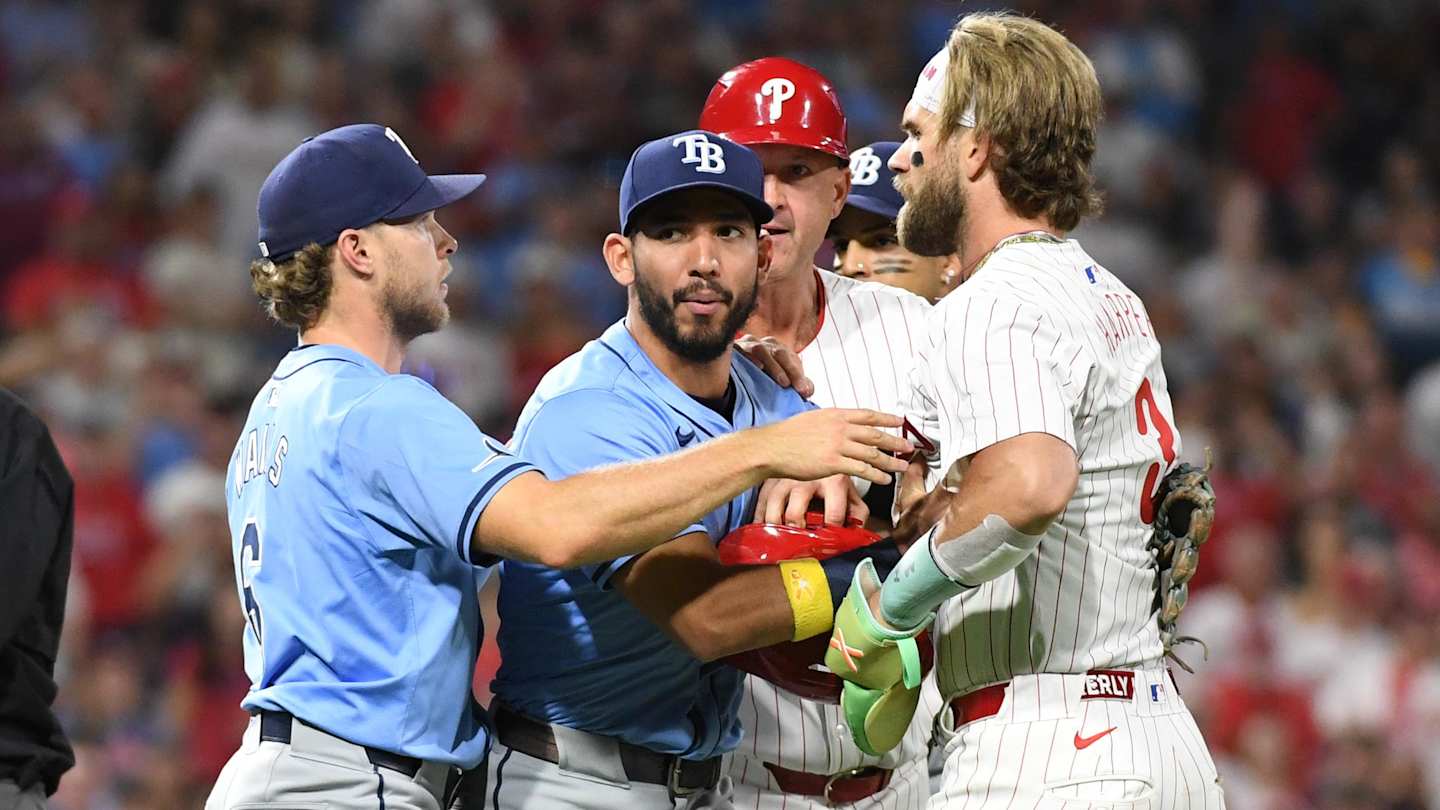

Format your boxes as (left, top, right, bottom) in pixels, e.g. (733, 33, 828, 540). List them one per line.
(634, 266, 759, 363)
(897, 157, 968, 258)
(381, 264, 450, 343)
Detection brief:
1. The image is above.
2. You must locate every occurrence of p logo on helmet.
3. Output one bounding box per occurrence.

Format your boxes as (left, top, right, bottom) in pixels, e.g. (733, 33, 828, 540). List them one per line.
(700, 56, 849, 161)
(760, 77, 796, 122)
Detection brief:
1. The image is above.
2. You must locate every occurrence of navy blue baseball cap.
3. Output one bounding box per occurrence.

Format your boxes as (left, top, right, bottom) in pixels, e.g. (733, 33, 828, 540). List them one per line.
(256, 124, 486, 262)
(619, 129, 773, 234)
(843, 141, 904, 221)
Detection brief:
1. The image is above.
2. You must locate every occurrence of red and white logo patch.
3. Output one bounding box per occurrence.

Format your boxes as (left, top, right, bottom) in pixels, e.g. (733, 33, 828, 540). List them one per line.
(1081, 669, 1135, 701)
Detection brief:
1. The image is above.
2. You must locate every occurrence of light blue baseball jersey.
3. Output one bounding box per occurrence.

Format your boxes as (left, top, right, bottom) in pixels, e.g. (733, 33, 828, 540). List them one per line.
(225, 343, 537, 768)
(492, 320, 812, 760)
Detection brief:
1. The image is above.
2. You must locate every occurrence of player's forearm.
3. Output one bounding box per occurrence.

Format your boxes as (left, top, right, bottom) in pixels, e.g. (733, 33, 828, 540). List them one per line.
(876, 435, 1077, 629)
(536, 430, 778, 568)
(614, 535, 834, 662)
(668, 567, 797, 661)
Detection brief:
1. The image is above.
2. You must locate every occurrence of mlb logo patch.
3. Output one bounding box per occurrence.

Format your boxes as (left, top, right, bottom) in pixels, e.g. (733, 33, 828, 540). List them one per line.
(1150, 683, 1166, 703)
(1084, 266, 1096, 283)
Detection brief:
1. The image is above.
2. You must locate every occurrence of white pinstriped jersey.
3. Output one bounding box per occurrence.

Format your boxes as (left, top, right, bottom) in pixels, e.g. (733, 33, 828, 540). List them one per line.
(905, 234, 1174, 700)
(734, 270, 944, 779)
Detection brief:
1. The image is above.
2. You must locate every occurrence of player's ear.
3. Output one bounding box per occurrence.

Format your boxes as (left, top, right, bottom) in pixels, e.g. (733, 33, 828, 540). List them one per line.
(963, 130, 991, 182)
(830, 164, 852, 218)
(335, 228, 376, 279)
(941, 253, 963, 293)
(756, 227, 774, 279)
(603, 233, 635, 287)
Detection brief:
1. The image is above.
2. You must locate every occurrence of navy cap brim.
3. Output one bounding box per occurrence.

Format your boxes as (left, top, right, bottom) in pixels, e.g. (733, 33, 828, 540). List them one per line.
(385, 173, 488, 220)
(623, 180, 773, 233)
(844, 192, 901, 221)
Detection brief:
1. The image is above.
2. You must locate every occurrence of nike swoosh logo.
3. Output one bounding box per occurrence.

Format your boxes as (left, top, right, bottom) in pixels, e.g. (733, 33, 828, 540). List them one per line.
(676, 427, 696, 447)
(1074, 727, 1117, 750)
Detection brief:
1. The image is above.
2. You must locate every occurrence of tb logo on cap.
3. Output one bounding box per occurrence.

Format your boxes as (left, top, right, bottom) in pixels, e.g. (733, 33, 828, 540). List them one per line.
(850, 146, 882, 186)
(384, 127, 418, 164)
(760, 77, 795, 122)
(672, 133, 726, 174)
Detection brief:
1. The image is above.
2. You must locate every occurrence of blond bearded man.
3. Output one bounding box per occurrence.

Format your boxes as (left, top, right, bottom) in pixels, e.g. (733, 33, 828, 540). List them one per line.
(821, 14, 1226, 809)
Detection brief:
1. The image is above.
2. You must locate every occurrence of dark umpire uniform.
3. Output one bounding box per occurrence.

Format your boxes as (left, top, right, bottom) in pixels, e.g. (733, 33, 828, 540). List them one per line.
(0, 389, 75, 810)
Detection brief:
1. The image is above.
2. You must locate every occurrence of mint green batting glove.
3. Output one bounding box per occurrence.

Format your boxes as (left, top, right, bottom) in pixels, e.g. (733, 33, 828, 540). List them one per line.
(824, 559, 931, 755)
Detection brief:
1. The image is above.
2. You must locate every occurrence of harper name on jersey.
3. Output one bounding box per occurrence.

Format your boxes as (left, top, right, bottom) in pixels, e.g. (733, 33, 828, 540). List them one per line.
(904, 233, 1178, 699)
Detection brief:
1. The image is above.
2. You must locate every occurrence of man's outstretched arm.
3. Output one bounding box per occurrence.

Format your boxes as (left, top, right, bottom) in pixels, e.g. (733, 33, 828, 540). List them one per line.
(475, 407, 913, 569)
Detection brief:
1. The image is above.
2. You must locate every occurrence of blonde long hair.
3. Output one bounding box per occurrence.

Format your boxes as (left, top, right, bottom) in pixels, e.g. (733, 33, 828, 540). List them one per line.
(937, 12, 1105, 231)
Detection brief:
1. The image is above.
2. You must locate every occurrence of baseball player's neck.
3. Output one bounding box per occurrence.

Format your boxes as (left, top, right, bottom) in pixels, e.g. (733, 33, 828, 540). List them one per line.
(302, 310, 408, 374)
(959, 199, 1061, 283)
(744, 264, 821, 353)
(625, 313, 733, 399)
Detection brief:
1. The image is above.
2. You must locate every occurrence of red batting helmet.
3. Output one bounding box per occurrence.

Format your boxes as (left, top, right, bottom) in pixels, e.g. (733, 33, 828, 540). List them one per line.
(699, 57, 849, 161)
(717, 511, 933, 703)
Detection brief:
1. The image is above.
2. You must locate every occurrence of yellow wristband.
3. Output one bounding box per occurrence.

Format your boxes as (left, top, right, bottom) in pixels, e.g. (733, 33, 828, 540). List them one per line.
(778, 558, 833, 641)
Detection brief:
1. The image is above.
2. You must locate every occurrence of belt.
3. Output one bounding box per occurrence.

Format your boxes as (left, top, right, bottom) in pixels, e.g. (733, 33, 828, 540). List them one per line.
(948, 681, 1010, 728)
(492, 704, 721, 799)
(258, 711, 466, 804)
(762, 762, 894, 805)
(949, 668, 1156, 728)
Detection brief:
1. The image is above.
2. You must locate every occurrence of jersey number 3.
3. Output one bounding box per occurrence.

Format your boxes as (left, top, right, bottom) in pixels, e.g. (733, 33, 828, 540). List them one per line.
(1135, 378, 1176, 525)
(239, 521, 264, 644)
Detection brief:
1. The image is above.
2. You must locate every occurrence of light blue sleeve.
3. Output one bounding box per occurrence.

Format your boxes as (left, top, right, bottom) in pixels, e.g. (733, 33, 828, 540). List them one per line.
(339, 376, 538, 565)
(514, 388, 698, 588)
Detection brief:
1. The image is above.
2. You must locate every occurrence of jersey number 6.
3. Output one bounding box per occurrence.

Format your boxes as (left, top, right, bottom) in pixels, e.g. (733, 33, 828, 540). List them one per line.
(1135, 378, 1176, 525)
(239, 521, 264, 644)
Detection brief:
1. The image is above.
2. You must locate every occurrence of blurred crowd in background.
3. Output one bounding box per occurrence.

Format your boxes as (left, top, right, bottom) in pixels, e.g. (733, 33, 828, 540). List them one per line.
(3, 0, 1440, 807)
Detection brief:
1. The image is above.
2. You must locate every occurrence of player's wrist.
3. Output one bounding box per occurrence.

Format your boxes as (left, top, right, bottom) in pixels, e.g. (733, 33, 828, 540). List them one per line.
(732, 426, 783, 482)
(777, 558, 832, 641)
(878, 525, 968, 629)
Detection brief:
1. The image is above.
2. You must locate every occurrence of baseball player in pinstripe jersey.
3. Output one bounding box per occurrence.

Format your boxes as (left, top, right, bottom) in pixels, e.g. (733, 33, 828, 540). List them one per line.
(701, 62, 945, 809)
(821, 13, 1226, 809)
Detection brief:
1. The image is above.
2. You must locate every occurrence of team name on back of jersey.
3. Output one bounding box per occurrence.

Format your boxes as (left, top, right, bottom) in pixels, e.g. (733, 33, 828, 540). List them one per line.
(232, 422, 289, 496)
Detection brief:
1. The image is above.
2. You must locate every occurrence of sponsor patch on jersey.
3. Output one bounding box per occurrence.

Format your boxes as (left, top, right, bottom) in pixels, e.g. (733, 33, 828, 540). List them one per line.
(1081, 669, 1135, 701)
